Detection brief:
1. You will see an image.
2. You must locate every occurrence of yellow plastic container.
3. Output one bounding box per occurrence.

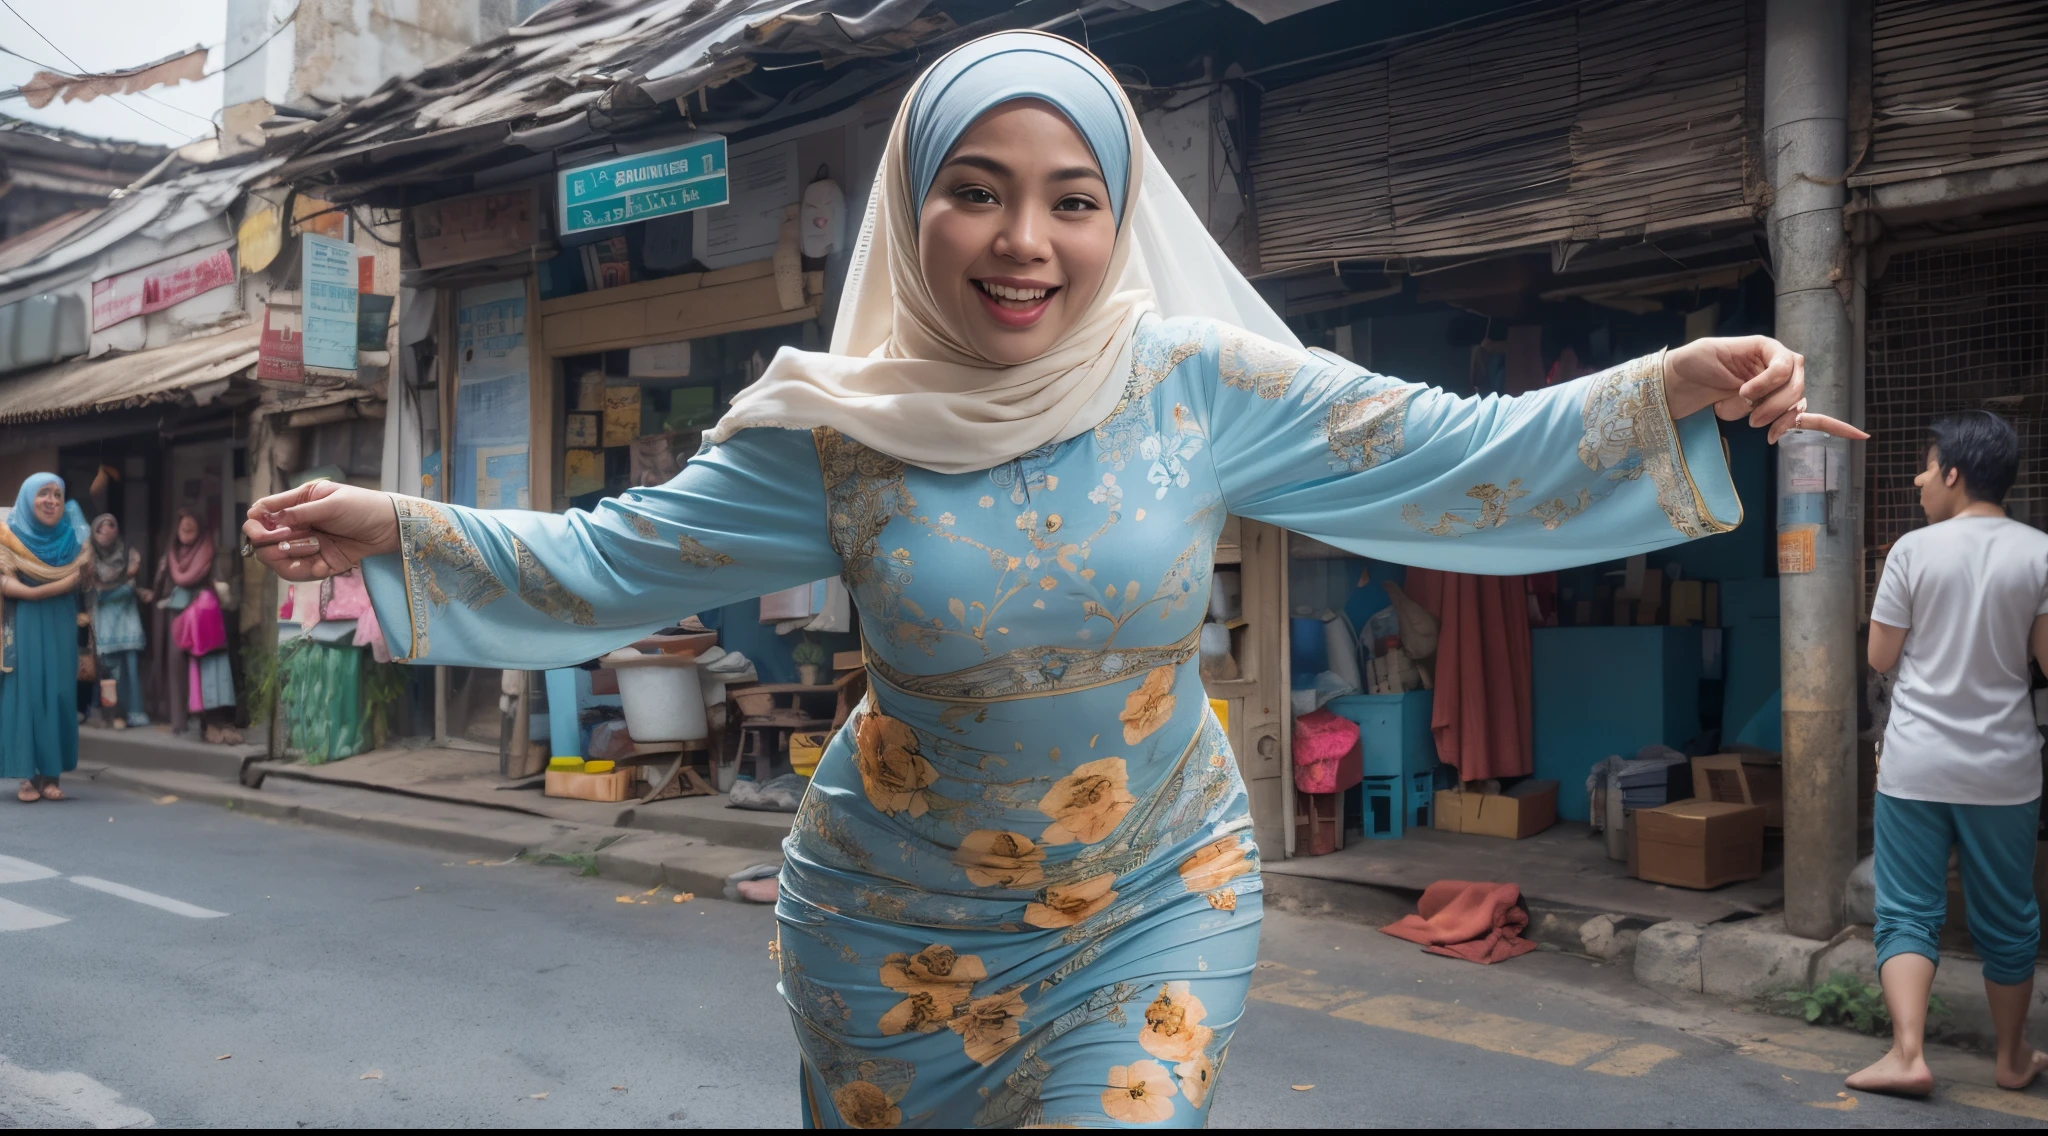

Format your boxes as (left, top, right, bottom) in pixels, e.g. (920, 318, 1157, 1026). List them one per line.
(583, 760, 616, 774)
(790, 731, 827, 777)
(548, 756, 585, 772)
(1208, 698, 1229, 733)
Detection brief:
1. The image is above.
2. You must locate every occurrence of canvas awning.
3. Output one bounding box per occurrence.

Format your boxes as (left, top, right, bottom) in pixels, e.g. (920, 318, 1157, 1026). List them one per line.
(0, 320, 260, 424)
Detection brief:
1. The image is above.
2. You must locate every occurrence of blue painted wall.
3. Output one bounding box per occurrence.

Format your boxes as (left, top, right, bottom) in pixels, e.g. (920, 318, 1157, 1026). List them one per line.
(1531, 626, 1702, 821)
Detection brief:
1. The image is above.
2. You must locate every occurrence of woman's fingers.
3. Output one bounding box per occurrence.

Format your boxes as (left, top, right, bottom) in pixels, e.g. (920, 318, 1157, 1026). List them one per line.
(1737, 349, 1801, 426)
(1771, 409, 1869, 442)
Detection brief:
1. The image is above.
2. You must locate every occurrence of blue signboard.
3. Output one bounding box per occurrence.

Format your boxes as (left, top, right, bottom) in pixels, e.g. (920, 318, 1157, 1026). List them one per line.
(301, 234, 357, 371)
(557, 136, 728, 236)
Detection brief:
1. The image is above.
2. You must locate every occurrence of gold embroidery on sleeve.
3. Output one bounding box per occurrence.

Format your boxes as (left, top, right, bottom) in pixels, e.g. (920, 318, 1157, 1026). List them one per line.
(1096, 316, 1205, 471)
(510, 538, 597, 626)
(1217, 327, 1310, 400)
(1577, 349, 1732, 538)
(392, 497, 506, 659)
(627, 514, 659, 540)
(677, 534, 735, 569)
(1322, 385, 1417, 472)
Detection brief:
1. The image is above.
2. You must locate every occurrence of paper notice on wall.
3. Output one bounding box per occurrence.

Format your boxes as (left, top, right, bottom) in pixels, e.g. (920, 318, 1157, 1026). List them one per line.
(1778, 526, 1817, 574)
(693, 140, 798, 268)
(477, 447, 529, 509)
(602, 385, 642, 447)
(565, 448, 605, 497)
(628, 340, 690, 378)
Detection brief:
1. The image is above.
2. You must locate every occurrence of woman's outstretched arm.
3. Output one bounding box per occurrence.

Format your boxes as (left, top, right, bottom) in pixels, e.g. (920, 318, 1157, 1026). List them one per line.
(244, 428, 841, 670)
(1192, 325, 1862, 575)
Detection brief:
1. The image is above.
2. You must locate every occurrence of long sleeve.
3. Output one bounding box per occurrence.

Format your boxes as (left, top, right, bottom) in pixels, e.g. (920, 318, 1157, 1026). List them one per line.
(363, 426, 840, 668)
(1193, 321, 1741, 573)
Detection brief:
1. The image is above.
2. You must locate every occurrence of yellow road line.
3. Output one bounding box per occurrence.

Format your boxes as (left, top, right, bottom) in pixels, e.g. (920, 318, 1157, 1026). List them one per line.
(1586, 1043, 1683, 1078)
(1944, 1083, 2048, 1123)
(1330, 995, 1620, 1068)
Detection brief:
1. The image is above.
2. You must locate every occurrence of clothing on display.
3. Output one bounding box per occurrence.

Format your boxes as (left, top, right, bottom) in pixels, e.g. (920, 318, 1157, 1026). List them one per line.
(1404, 569, 1535, 783)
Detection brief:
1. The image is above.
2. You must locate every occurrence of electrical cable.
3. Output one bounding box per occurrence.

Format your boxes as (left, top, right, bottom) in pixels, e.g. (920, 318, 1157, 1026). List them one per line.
(0, 8, 186, 139)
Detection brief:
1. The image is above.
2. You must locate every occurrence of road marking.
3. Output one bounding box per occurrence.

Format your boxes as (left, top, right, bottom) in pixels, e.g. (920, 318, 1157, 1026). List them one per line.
(0, 895, 68, 932)
(1946, 1083, 2048, 1122)
(69, 876, 227, 919)
(0, 1055, 154, 1127)
(0, 854, 58, 884)
(1330, 994, 1621, 1067)
(1585, 1043, 1683, 1078)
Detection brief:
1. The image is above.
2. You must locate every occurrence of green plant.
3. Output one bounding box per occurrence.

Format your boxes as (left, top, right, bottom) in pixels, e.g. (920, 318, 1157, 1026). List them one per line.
(523, 850, 601, 877)
(1781, 971, 1949, 1035)
(791, 635, 827, 668)
(359, 659, 411, 750)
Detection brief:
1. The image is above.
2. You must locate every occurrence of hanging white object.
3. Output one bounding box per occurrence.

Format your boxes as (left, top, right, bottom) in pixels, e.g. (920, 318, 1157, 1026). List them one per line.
(801, 176, 845, 258)
(1322, 611, 1362, 692)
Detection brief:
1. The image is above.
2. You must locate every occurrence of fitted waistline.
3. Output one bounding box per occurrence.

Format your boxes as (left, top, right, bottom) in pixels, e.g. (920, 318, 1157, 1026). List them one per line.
(863, 625, 1203, 704)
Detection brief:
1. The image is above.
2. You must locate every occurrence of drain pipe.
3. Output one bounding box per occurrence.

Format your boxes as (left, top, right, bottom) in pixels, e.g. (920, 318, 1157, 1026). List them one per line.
(1765, 0, 1857, 940)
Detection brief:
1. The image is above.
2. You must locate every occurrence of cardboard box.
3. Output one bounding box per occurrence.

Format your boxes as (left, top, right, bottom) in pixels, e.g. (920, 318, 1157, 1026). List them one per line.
(545, 767, 635, 803)
(1433, 780, 1558, 840)
(1632, 800, 1764, 889)
(1692, 754, 1784, 829)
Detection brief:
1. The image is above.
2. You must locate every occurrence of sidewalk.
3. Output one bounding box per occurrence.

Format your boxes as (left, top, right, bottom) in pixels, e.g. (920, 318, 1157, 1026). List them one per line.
(77, 726, 2039, 1047)
(75, 726, 785, 897)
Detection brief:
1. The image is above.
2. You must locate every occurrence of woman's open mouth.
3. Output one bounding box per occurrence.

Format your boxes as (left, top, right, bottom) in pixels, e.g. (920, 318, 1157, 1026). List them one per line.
(973, 279, 1059, 329)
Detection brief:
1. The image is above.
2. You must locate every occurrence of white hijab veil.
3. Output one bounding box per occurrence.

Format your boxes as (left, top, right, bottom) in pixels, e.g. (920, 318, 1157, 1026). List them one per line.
(706, 31, 1297, 475)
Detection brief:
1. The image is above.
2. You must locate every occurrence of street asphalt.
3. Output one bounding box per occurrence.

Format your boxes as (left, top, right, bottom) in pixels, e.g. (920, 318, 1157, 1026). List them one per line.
(4, 779, 2047, 1128)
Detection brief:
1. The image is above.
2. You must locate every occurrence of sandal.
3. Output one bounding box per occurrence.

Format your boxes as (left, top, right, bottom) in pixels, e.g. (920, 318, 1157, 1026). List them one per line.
(16, 780, 39, 803)
(38, 781, 63, 801)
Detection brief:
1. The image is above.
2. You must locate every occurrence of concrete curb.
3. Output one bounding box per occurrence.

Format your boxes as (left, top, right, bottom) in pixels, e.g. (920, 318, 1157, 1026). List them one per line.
(84, 764, 778, 900)
(1633, 913, 2048, 1047)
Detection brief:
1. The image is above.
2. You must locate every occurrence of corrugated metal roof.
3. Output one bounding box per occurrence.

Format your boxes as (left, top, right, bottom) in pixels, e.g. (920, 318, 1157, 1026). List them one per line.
(0, 158, 280, 298)
(270, 0, 963, 198)
(0, 319, 259, 424)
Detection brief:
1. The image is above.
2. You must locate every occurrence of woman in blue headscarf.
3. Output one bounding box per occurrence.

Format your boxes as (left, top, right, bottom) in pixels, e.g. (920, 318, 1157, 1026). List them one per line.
(245, 31, 1857, 1126)
(2, 472, 90, 802)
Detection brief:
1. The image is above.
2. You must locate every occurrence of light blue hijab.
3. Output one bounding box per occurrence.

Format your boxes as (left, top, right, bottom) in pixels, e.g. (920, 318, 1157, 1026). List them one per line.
(8, 473, 86, 566)
(905, 32, 1133, 223)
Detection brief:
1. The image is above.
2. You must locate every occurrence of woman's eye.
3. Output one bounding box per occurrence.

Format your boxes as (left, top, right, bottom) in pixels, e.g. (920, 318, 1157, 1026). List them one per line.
(955, 186, 998, 205)
(1053, 195, 1098, 213)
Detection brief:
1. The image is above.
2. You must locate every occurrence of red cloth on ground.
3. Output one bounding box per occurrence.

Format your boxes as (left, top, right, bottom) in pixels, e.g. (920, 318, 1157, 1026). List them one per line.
(1379, 879, 1539, 964)
(1404, 568, 1533, 782)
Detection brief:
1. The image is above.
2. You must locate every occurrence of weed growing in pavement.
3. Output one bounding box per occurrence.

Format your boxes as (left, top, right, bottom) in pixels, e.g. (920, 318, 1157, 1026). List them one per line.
(525, 851, 601, 877)
(1777, 971, 1948, 1035)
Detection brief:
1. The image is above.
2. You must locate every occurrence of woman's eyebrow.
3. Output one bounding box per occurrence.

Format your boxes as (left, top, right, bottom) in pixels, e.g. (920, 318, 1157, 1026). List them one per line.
(940, 154, 1105, 185)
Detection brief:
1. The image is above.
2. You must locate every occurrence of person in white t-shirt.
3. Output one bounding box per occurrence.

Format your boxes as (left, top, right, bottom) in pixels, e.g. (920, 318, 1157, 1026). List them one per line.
(1849, 410, 2048, 1097)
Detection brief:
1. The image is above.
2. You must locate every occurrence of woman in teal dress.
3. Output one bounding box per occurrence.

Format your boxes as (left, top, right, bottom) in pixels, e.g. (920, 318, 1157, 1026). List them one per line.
(89, 513, 151, 728)
(246, 32, 1860, 1127)
(4, 473, 90, 803)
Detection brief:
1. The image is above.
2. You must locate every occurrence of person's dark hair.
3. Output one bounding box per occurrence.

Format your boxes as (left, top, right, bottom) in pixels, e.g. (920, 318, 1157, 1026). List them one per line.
(1926, 410, 2020, 504)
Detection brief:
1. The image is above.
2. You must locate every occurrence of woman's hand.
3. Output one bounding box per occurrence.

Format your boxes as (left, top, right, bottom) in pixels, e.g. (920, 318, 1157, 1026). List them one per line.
(2, 570, 77, 601)
(1665, 336, 1868, 443)
(243, 481, 402, 582)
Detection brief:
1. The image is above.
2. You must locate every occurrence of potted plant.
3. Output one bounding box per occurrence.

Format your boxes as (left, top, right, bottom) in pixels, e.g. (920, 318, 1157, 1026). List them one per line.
(792, 636, 827, 686)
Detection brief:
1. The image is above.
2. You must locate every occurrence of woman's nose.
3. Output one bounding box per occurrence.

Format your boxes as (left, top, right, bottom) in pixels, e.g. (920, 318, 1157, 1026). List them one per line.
(991, 207, 1050, 263)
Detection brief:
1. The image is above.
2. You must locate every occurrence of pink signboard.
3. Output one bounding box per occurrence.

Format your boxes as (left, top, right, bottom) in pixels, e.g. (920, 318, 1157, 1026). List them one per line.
(91, 246, 236, 331)
(257, 303, 303, 382)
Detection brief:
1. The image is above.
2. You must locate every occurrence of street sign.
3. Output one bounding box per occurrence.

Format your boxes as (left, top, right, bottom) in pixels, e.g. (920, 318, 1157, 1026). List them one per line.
(558, 136, 728, 237)
(301, 234, 358, 372)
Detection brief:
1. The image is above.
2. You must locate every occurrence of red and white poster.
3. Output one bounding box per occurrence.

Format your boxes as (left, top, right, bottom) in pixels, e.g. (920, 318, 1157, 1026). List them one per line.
(91, 245, 236, 331)
(257, 303, 303, 382)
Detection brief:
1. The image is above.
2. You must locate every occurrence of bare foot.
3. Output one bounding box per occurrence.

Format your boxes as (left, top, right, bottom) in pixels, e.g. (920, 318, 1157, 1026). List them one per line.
(1997, 1049, 2048, 1091)
(1846, 1049, 1935, 1097)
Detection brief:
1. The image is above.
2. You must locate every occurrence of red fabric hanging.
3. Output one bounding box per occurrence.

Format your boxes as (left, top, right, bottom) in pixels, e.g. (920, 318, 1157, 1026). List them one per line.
(1404, 568, 1533, 782)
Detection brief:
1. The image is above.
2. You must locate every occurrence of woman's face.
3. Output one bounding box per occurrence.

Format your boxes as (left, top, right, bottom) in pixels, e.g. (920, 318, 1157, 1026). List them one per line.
(32, 483, 62, 526)
(918, 100, 1118, 366)
(177, 515, 200, 544)
(93, 520, 118, 549)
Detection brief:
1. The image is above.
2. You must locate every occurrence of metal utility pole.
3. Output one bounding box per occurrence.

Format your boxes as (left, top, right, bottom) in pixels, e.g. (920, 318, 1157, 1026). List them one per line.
(1765, 0, 1857, 940)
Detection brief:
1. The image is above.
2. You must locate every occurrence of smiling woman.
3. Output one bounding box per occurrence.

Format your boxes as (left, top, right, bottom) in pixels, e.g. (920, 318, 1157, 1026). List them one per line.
(240, 29, 1859, 1131)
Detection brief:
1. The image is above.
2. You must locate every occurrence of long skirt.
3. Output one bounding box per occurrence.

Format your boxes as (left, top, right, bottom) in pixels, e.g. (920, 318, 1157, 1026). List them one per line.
(1, 593, 80, 780)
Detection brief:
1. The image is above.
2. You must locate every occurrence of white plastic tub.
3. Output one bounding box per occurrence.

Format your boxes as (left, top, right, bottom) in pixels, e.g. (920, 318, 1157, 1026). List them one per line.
(602, 649, 707, 742)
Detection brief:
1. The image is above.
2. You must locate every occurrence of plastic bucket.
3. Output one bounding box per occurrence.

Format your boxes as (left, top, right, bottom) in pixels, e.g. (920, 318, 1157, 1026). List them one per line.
(603, 650, 707, 742)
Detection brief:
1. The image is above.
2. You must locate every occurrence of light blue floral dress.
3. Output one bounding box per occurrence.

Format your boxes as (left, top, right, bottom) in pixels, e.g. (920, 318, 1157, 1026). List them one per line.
(362, 315, 1739, 1128)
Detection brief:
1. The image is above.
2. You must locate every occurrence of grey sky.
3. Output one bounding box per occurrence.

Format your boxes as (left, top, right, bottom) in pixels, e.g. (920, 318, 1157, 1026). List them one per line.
(0, 0, 228, 147)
